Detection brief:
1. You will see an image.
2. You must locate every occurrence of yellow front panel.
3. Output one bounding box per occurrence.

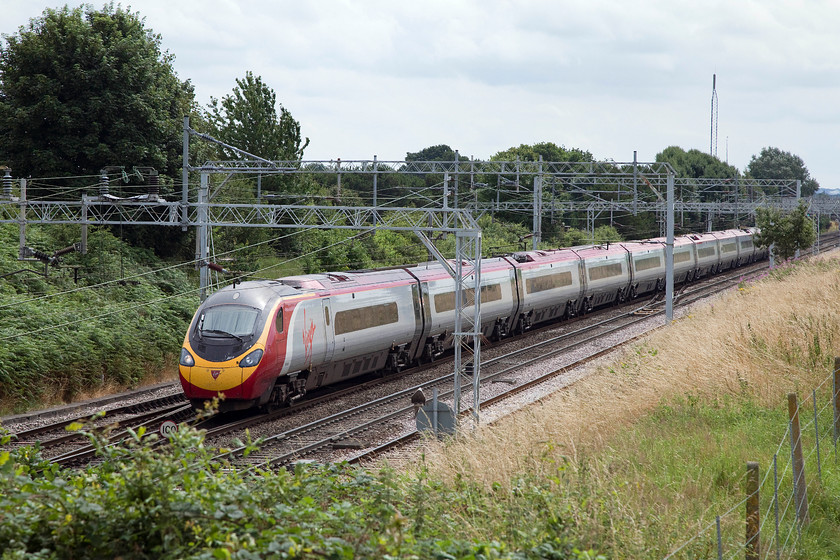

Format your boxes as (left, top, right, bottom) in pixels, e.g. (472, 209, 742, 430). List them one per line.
(189, 357, 243, 391)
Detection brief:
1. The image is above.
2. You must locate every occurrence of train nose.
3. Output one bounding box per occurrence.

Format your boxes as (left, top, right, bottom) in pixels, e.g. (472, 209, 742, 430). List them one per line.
(184, 365, 244, 399)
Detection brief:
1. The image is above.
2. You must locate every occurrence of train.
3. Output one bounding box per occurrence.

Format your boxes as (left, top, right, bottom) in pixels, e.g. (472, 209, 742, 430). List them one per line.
(179, 228, 767, 412)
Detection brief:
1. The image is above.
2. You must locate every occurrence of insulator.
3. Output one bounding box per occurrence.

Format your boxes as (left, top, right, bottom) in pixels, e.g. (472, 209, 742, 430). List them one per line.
(29, 248, 52, 264)
(52, 244, 78, 258)
(99, 172, 109, 196)
(147, 172, 160, 195)
(206, 262, 229, 273)
(2, 168, 11, 197)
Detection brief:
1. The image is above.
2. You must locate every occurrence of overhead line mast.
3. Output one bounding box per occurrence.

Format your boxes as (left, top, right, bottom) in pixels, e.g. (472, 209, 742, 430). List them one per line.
(710, 74, 719, 157)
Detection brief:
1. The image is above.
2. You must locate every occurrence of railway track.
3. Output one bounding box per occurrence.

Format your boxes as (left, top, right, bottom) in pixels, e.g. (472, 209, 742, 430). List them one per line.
(5, 235, 838, 470)
(207, 254, 791, 470)
(1, 390, 192, 466)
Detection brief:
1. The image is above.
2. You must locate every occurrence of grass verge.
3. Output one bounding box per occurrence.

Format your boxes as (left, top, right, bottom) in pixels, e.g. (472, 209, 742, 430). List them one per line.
(408, 255, 840, 558)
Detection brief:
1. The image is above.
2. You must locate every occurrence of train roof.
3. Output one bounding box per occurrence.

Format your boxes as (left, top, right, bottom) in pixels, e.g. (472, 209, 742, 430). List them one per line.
(619, 241, 665, 254)
(206, 280, 299, 308)
(572, 243, 630, 260)
(405, 256, 513, 280)
(278, 268, 415, 292)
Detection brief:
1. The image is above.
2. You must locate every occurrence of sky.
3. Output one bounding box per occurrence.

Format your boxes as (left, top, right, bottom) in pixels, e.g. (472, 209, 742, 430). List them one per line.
(4, 0, 840, 188)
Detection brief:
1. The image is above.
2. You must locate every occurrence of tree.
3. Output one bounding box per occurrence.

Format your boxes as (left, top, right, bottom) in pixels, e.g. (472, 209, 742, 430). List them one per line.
(406, 145, 459, 161)
(754, 201, 816, 261)
(656, 146, 739, 179)
(0, 5, 194, 181)
(206, 71, 308, 162)
(491, 142, 593, 163)
(747, 147, 820, 197)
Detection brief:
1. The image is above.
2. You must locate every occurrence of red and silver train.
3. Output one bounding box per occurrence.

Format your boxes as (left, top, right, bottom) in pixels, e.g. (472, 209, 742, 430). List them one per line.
(179, 228, 766, 411)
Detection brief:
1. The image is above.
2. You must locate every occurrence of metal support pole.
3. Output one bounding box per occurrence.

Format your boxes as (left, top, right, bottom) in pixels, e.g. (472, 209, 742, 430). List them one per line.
(416, 225, 482, 429)
(773, 454, 780, 560)
(454, 150, 460, 210)
(814, 389, 822, 482)
(632, 150, 638, 215)
(734, 176, 740, 228)
(814, 213, 820, 255)
(665, 172, 674, 322)
(182, 115, 190, 231)
(443, 172, 450, 229)
(81, 195, 88, 254)
(197, 172, 209, 302)
(336, 158, 341, 199)
(432, 387, 439, 437)
(18, 179, 26, 260)
(533, 174, 542, 250)
(453, 234, 463, 423)
(372, 155, 378, 225)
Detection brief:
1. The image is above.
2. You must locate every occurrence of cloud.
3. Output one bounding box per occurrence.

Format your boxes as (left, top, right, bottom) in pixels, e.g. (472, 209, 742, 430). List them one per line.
(2, 0, 839, 185)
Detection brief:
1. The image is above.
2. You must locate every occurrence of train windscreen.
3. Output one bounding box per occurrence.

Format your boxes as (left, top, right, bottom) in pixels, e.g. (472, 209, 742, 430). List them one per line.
(199, 305, 260, 338)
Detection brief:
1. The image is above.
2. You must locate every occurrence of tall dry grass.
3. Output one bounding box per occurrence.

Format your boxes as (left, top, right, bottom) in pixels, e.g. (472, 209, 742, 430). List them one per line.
(405, 256, 840, 556)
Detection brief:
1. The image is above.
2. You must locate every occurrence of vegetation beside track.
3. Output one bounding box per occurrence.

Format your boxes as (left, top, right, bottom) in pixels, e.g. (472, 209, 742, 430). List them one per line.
(3, 251, 840, 558)
(0, 224, 196, 413)
(0, 413, 603, 559)
(414, 254, 840, 558)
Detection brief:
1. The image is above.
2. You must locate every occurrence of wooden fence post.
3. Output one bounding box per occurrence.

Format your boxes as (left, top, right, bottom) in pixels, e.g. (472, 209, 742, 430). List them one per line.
(788, 392, 810, 525)
(746, 461, 760, 560)
(833, 357, 840, 449)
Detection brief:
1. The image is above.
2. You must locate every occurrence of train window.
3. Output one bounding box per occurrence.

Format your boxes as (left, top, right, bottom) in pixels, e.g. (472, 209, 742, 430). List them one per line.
(275, 308, 284, 333)
(324, 306, 330, 326)
(697, 246, 717, 258)
(721, 242, 737, 254)
(200, 305, 259, 337)
(674, 251, 692, 264)
(334, 302, 399, 335)
(633, 256, 662, 272)
(525, 271, 573, 294)
(434, 284, 503, 312)
(588, 263, 623, 281)
(741, 239, 754, 248)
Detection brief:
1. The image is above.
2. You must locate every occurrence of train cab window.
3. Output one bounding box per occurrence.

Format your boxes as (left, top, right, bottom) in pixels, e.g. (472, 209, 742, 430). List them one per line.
(275, 308, 284, 333)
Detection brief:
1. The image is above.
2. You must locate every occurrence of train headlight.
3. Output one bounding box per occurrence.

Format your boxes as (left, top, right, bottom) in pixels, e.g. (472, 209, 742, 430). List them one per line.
(240, 348, 264, 368)
(179, 348, 195, 367)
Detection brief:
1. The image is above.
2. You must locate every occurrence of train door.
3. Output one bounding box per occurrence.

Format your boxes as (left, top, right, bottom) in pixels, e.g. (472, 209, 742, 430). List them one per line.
(321, 297, 335, 363)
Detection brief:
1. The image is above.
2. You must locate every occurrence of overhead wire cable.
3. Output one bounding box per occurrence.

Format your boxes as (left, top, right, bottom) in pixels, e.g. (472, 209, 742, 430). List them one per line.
(2, 226, 373, 340)
(0, 227, 309, 310)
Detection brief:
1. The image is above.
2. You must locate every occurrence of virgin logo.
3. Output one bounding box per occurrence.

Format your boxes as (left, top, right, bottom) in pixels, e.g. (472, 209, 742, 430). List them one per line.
(302, 308, 317, 366)
(211, 369, 222, 380)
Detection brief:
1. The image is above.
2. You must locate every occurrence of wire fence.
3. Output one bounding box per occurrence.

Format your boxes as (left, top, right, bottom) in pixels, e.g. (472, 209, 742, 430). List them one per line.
(662, 359, 840, 559)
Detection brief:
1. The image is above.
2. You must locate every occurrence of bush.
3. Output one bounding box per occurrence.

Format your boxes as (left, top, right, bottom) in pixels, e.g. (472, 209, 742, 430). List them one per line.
(0, 225, 195, 412)
(0, 422, 602, 559)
